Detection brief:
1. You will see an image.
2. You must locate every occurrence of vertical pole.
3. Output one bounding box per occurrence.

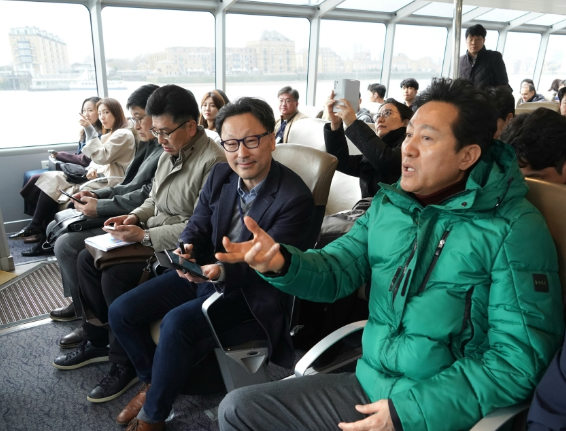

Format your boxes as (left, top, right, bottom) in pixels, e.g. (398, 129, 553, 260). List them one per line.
(0, 204, 14, 271)
(497, 29, 508, 53)
(381, 22, 396, 93)
(215, 10, 226, 91)
(533, 30, 550, 91)
(442, 27, 453, 77)
(306, 17, 320, 107)
(89, 0, 108, 97)
(451, 0, 463, 79)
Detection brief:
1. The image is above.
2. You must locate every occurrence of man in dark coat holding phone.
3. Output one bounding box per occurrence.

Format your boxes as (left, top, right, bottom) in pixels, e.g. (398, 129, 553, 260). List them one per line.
(107, 97, 316, 431)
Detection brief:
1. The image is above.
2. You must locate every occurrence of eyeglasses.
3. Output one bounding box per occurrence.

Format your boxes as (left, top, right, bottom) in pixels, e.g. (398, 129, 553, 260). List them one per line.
(220, 131, 271, 152)
(150, 119, 190, 140)
(128, 115, 147, 125)
(279, 98, 296, 105)
(375, 109, 398, 120)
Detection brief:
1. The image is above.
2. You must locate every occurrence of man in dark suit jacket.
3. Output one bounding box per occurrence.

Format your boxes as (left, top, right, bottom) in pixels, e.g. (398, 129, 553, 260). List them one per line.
(108, 97, 315, 431)
(459, 24, 510, 90)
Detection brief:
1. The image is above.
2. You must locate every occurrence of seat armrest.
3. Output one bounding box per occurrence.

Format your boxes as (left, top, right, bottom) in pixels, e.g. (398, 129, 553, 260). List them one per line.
(294, 320, 367, 377)
(202, 291, 225, 350)
(79, 176, 124, 190)
(469, 402, 529, 431)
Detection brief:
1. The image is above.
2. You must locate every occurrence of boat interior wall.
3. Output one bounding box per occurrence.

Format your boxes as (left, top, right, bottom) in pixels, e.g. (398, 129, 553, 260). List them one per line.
(0, 143, 77, 227)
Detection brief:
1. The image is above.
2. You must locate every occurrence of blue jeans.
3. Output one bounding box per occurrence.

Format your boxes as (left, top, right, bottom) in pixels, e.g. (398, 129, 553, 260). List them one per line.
(108, 270, 262, 422)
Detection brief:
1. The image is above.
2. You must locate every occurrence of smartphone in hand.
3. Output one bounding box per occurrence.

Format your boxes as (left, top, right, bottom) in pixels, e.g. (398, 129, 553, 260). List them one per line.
(59, 189, 86, 205)
(164, 249, 209, 280)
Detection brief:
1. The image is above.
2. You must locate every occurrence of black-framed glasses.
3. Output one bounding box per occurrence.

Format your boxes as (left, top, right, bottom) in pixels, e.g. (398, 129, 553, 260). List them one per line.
(220, 131, 271, 152)
(375, 109, 398, 120)
(150, 119, 190, 140)
(128, 115, 147, 125)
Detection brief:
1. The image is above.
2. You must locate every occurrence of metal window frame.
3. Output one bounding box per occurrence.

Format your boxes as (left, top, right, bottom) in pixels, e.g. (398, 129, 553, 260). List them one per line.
(3, 0, 566, 103)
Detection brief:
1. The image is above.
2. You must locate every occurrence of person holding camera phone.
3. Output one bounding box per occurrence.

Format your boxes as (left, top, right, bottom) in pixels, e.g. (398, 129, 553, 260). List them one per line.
(325, 90, 413, 199)
(105, 97, 316, 431)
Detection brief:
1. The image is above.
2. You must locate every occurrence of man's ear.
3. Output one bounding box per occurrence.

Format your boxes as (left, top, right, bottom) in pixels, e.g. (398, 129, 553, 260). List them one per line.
(459, 144, 482, 171)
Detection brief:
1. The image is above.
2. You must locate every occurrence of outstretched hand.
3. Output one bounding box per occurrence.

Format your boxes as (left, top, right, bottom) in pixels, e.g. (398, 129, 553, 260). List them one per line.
(215, 216, 285, 274)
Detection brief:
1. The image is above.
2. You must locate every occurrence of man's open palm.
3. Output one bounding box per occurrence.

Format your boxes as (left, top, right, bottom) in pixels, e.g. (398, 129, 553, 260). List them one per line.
(215, 216, 285, 273)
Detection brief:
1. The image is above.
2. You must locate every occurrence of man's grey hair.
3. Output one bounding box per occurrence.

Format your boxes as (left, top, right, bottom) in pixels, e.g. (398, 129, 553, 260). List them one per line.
(277, 86, 299, 102)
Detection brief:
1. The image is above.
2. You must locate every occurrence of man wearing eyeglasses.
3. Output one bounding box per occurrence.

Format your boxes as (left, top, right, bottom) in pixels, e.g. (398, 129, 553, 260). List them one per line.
(51, 84, 226, 407)
(274, 85, 307, 144)
(107, 97, 315, 431)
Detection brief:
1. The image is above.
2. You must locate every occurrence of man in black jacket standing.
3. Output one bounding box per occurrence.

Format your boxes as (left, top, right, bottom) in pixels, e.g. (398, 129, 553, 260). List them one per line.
(459, 24, 510, 90)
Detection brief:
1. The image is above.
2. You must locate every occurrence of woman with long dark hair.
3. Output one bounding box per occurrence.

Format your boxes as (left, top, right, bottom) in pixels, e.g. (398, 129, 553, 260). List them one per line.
(11, 98, 135, 256)
(198, 90, 227, 144)
(20, 97, 103, 218)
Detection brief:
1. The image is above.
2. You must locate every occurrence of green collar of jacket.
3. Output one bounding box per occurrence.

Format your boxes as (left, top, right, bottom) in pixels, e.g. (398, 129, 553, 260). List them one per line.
(379, 140, 527, 212)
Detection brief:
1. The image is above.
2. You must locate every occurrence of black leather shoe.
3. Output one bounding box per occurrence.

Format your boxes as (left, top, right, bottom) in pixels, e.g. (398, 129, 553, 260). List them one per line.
(53, 341, 109, 370)
(21, 239, 53, 257)
(59, 326, 84, 349)
(87, 363, 139, 403)
(9, 226, 42, 240)
(50, 302, 80, 322)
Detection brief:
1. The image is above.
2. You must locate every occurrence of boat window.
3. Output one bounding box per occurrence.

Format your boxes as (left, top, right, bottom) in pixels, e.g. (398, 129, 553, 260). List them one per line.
(540, 35, 566, 96)
(315, 20, 386, 109)
(101, 7, 215, 113)
(0, 1, 94, 147)
(460, 29, 499, 55)
(390, 25, 447, 102)
(225, 14, 310, 115)
(502, 31, 541, 97)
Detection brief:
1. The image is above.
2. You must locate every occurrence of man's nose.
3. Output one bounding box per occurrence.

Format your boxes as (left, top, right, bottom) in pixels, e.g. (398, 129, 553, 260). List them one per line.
(157, 135, 168, 145)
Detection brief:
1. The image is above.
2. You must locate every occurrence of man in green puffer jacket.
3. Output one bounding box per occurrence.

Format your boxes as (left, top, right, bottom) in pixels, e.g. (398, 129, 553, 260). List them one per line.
(216, 78, 565, 431)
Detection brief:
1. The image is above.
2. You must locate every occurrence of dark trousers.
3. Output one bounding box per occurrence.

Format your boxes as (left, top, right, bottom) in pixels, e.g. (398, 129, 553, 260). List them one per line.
(21, 172, 44, 216)
(219, 373, 371, 431)
(108, 270, 262, 422)
(77, 248, 147, 365)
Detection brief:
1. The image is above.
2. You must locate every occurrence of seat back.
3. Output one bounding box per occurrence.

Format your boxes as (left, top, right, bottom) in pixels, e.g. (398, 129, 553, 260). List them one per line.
(300, 105, 323, 119)
(525, 178, 566, 301)
(515, 101, 560, 114)
(287, 117, 328, 151)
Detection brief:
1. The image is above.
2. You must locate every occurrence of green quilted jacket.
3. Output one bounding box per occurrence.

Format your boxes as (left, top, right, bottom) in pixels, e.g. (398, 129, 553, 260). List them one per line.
(265, 141, 565, 430)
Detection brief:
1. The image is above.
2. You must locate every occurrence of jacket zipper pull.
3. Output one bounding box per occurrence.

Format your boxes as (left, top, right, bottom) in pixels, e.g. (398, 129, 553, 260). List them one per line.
(418, 230, 451, 294)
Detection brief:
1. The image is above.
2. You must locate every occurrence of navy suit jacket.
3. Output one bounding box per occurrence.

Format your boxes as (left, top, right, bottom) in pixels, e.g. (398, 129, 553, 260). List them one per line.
(179, 160, 315, 368)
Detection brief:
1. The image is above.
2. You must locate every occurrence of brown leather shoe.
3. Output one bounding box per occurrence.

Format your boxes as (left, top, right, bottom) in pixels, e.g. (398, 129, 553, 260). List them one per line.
(125, 418, 165, 431)
(116, 383, 151, 425)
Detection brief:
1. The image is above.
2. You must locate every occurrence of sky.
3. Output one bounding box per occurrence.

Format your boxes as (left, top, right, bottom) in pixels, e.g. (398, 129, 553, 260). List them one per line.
(0, 0, 563, 75)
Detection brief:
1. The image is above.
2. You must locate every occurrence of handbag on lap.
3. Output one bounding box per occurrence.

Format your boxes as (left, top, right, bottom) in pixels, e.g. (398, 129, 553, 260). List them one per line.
(45, 208, 107, 248)
(60, 163, 88, 184)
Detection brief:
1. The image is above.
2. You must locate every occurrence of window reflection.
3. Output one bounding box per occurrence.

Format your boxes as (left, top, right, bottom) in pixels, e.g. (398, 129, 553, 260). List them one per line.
(225, 14, 310, 116)
(0, 1, 94, 147)
(503, 32, 541, 98)
(315, 20, 386, 111)
(390, 25, 447, 101)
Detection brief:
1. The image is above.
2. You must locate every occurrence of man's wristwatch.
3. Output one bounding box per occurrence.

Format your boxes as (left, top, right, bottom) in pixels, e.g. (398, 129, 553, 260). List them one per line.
(141, 229, 152, 247)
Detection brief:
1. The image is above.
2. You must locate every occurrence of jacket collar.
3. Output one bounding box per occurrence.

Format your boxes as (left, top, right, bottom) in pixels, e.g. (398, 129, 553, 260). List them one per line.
(216, 160, 281, 246)
(170, 126, 206, 166)
(280, 111, 300, 122)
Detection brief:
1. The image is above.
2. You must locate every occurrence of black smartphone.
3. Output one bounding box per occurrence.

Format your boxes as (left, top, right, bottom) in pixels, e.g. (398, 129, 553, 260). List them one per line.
(59, 189, 86, 205)
(164, 249, 209, 280)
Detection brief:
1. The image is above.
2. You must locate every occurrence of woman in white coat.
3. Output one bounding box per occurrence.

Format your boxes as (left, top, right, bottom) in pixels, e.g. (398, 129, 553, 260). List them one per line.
(11, 98, 135, 256)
